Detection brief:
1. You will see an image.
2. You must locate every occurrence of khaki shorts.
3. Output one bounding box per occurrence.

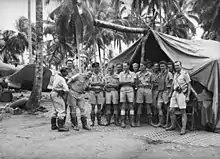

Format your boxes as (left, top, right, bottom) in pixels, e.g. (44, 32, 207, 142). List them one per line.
(89, 91, 104, 105)
(120, 90, 134, 103)
(67, 91, 86, 116)
(105, 90, 119, 105)
(136, 87, 152, 104)
(170, 91, 187, 109)
(157, 90, 170, 105)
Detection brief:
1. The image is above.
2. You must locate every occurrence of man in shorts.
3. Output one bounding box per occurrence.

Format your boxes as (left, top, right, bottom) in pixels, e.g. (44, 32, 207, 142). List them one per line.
(166, 61, 191, 135)
(136, 61, 153, 126)
(118, 62, 137, 128)
(104, 65, 119, 126)
(89, 62, 105, 126)
(155, 61, 173, 127)
(67, 71, 92, 131)
(151, 62, 160, 125)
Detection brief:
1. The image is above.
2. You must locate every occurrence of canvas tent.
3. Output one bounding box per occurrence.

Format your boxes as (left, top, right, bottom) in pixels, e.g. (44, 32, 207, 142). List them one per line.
(109, 29, 220, 128)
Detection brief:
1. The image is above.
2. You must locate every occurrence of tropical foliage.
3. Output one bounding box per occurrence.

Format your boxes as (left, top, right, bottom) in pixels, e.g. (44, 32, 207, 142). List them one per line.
(0, 30, 28, 64)
(192, 0, 220, 41)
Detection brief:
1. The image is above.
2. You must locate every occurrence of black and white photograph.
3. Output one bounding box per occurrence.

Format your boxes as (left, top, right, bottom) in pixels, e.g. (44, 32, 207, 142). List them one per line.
(0, 0, 220, 158)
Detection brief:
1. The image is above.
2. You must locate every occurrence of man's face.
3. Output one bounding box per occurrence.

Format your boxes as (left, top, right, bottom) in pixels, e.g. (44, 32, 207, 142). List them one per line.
(147, 63, 152, 69)
(123, 63, 129, 71)
(86, 72, 92, 78)
(168, 64, 173, 72)
(67, 61, 73, 69)
(93, 67, 100, 74)
(117, 65, 123, 73)
(140, 63, 146, 71)
(108, 67, 114, 74)
(153, 64, 159, 72)
(132, 64, 139, 72)
(62, 70, 68, 77)
(160, 64, 166, 72)
(174, 62, 181, 72)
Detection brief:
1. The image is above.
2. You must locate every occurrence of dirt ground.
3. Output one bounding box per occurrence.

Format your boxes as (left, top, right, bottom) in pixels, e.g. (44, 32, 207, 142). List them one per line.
(0, 94, 220, 159)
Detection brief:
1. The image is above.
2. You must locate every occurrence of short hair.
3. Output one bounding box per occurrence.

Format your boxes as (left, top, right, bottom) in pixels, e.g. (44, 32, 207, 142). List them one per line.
(60, 67, 68, 73)
(116, 63, 122, 67)
(132, 63, 139, 67)
(66, 59, 73, 64)
(153, 62, 159, 66)
(140, 61, 147, 67)
(159, 60, 167, 66)
(92, 62, 100, 68)
(174, 61, 182, 66)
(123, 62, 129, 66)
(167, 62, 173, 66)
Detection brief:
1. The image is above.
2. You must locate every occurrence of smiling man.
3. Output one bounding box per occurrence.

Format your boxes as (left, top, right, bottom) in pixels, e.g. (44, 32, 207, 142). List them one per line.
(166, 61, 191, 135)
(118, 62, 137, 128)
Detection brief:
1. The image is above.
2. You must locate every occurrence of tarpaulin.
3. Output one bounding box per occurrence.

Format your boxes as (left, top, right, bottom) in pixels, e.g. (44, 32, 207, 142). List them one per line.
(109, 29, 220, 127)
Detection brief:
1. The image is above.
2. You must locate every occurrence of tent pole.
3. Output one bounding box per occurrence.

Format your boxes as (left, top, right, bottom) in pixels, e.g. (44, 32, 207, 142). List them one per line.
(141, 31, 150, 63)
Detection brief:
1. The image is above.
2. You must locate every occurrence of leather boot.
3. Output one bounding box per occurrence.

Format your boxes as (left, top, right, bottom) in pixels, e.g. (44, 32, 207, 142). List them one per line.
(166, 114, 176, 131)
(180, 115, 187, 135)
(155, 115, 164, 127)
(114, 114, 120, 126)
(81, 116, 91, 131)
(70, 116, 79, 131)
(130, 115, 135, 127)
(147, 114, 153, 126)
(105, 114, 111, 126)
(57, 118, 69, 132)
(136, 114, 141, 127)
(121, 115, 126, 128)
(97, 113, 104, 126)
(51, 117, 58, 130)
(90, 113, 95, 127)
(63, 116, 66, 124)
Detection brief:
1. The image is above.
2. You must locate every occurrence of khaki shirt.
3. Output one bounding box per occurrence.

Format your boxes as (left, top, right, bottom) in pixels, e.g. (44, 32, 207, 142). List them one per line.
(158, 70, 173, 91)
(173, 70, 191, 93)
(52, 74, 69, 92)
(68, 73, 89, 93)
(119, 71, 136, 92)
(90, 72, 104, 90)
(104, 73, 119, 87)
(152, 71, 160, 89)
(136, 70, 152, 87)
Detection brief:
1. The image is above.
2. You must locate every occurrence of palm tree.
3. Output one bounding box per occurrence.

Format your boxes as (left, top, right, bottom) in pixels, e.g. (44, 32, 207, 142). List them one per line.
(15, 16, 36, 59)
(192, 0, 220, 41)
(26, 0, 44, 111)
(0, 30, 28, 64)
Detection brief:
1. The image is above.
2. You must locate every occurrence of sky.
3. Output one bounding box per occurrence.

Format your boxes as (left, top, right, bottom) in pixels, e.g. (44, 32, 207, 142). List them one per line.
(0, 0, 58, 31)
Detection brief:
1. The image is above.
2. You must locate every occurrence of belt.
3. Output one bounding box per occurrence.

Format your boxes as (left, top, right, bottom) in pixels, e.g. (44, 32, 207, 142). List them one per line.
(138, 85, 151, 89)
(105, 88, 117, 92)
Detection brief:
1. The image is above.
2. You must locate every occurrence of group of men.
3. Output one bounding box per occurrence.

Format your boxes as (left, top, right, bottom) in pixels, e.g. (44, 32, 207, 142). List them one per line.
(50, 58, 193, 135)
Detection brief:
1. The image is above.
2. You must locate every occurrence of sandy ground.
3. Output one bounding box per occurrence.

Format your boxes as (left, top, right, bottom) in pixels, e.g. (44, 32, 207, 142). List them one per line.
(0, 93, 220, 159)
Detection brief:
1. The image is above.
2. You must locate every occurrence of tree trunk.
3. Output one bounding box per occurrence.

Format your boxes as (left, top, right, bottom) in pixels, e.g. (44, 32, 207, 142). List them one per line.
(28, 0, 33, 64)
(94, 19, 149, 34)
(26, 0, 44, 111)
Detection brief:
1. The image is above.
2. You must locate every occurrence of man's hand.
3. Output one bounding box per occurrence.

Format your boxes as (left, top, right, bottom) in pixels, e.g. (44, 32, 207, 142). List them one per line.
(186, 96, 190, 102)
